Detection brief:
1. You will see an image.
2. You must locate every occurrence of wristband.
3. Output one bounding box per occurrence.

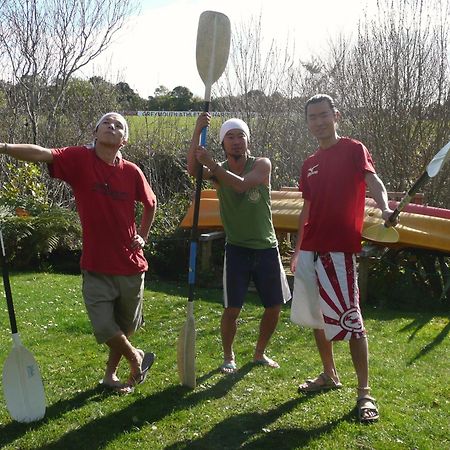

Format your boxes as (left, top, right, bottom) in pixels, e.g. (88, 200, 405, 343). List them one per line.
(1, 143, 7, 154)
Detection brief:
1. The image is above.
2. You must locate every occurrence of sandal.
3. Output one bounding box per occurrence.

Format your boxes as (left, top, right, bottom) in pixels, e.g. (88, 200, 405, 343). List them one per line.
(298, 372, 343, 393)
(220, 360, 237, 374)
(357, 395, 379, 423)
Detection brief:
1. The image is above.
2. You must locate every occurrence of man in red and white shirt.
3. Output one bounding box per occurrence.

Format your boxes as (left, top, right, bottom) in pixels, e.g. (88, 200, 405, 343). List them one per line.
(290, 94, 395, 423)
(1, 112, 157, 393)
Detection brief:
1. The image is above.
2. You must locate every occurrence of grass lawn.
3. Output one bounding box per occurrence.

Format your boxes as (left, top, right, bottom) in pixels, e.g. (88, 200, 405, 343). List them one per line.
(0, 272, 448, 449)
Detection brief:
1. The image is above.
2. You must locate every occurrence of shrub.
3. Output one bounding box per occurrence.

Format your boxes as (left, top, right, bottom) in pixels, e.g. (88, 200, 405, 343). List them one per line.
(0, 205, 81, 270)
(367, 248, 450, 311)
(145, 193, 191, 280)
(1, 161, 49, 215)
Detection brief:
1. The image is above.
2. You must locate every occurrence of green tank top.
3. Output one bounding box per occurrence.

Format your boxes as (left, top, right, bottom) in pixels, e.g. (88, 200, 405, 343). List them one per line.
(217, 156, 278, 249)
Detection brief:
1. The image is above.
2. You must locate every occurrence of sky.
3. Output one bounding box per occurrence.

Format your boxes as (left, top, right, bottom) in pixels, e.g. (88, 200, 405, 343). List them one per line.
(83, 0, 376, 99)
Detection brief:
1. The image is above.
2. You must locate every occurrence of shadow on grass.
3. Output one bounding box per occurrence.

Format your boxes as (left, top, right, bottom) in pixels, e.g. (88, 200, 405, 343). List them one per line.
(0, 363, 256, 450)
(399, 316, 433, 341)
(407, 319, 450, 365)
(165, 399, 355, 450)
(394, 313, 450, 365)
(364, 308, 450, 365)
(0, 386, 102, 448)
(148, 280, 283, 308)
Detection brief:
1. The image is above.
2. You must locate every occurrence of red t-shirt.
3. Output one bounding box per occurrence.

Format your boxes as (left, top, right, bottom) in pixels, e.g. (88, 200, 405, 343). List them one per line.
(48, 146, 156, 275)
(299, 138, 375, 253)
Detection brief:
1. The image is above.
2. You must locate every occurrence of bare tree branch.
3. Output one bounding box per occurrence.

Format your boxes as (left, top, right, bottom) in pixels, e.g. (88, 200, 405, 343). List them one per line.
(0, 0, 138, 144)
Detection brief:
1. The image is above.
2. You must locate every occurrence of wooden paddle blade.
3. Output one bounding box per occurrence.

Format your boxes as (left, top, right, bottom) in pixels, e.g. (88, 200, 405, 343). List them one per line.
(177, 302, 196, 388)
(196, 11, 231, 97)
(3, 334, 46, 423)
(362, 224, 400, 243)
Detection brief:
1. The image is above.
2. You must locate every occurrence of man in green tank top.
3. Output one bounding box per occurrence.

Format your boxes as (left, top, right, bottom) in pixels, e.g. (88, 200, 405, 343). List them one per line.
(187, 114, 291, 374)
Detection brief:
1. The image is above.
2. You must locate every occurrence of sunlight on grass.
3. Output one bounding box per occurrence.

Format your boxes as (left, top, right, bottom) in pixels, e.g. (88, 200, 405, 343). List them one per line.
(0, 273, 448, 449)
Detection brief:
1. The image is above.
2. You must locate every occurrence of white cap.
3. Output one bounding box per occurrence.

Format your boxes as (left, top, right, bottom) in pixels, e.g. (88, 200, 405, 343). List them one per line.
(219, 118, 250, 143)
(95, 112, 129, 141)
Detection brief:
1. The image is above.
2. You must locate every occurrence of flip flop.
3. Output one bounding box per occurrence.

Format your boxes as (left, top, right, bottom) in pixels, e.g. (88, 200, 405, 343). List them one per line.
(130, 351, 155, 386)
(138, 352, 156, 384)
(98, 381, 134, 395)
(253, 357, 280, 368)
(220, 361, 237, 374)
(298, 372, 343, 394)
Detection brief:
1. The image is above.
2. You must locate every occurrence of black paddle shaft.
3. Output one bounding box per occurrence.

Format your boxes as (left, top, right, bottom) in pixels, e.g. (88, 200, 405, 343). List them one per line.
(388, 171, 429, 223)
(0, 230, 18, 334)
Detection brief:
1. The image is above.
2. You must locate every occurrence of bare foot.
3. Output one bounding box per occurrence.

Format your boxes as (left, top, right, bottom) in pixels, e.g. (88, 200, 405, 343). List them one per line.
(101, 374, 123, 388)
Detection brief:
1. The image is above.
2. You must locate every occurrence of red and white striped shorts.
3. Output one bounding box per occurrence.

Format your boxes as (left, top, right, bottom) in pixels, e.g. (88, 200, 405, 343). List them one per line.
(290, 251, 366, 341)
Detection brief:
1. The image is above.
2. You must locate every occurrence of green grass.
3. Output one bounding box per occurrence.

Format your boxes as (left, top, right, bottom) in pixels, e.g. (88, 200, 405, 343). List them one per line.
(0, 272, 449, 449)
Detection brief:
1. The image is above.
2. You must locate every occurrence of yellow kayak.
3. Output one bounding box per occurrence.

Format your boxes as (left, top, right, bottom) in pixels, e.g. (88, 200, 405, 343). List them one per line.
(180, 189, 450, 253)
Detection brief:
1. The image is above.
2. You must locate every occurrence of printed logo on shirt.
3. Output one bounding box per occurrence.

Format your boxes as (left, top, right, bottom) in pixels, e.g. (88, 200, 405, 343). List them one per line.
(307, 164, 319, 178)
(247, 187, 261, 203)
(93, 182, 129, 200)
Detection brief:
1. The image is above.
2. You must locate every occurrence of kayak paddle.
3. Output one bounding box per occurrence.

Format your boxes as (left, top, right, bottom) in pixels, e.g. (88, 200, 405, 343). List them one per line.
(177, 10, 231, 389)
(1, 229, 46, 422)
(363, 139, 450, 243)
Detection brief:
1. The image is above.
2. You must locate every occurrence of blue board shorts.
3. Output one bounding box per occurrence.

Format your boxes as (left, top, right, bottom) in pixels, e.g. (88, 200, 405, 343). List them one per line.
(223, 243, 291, 308)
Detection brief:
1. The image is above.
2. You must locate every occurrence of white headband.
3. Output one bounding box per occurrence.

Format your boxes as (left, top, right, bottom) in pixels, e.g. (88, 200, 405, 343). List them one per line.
(95, 112, 129, 141)
(219, 118, 250, 143)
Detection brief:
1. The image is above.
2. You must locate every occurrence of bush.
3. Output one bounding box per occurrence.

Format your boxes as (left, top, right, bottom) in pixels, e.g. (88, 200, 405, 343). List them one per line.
(367, 248, 450, 311)
(145, 193, 191, 280)
(0, 205, 81, 270)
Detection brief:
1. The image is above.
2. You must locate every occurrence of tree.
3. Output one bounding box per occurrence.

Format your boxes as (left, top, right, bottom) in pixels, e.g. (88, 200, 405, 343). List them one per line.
(0, 0, 138, 145)
(169, 86, 194, 111)
(146, 85, 196, 111)
(324, 0, 450, 206)
(216, 14, 310, 189)
(154, 85, 170, 97)
(147, 85, 170, 110)
(115, 81, 146, 111)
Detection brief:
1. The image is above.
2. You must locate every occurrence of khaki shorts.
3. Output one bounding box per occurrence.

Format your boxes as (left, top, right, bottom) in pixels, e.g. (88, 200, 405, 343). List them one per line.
(82, 271, 145, 344)
(290, 251, 365, 341)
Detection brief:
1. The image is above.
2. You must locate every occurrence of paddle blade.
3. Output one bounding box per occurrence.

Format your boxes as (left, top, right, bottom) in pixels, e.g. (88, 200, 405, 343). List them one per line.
(177, 302, 196, 388)
(3, 334, 46, 423)
(196, 11, 231, 99)
(362, 224, 400, 243)
(426, 139, 450, 178)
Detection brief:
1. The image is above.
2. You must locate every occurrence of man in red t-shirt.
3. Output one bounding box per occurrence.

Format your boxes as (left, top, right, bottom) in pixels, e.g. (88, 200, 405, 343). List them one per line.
(0, 113, 157, 394)
(290, 94, 395, 423)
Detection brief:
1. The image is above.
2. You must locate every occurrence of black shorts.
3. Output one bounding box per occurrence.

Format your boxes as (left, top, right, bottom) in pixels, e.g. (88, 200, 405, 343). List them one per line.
(223, 243, 291, 308)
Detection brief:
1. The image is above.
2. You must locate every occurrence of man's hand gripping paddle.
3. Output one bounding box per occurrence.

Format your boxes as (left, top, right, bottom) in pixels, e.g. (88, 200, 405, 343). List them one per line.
(177, 11, 231, 389)
(1, 229, 46, 422)
(363, 139, 450, 243)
